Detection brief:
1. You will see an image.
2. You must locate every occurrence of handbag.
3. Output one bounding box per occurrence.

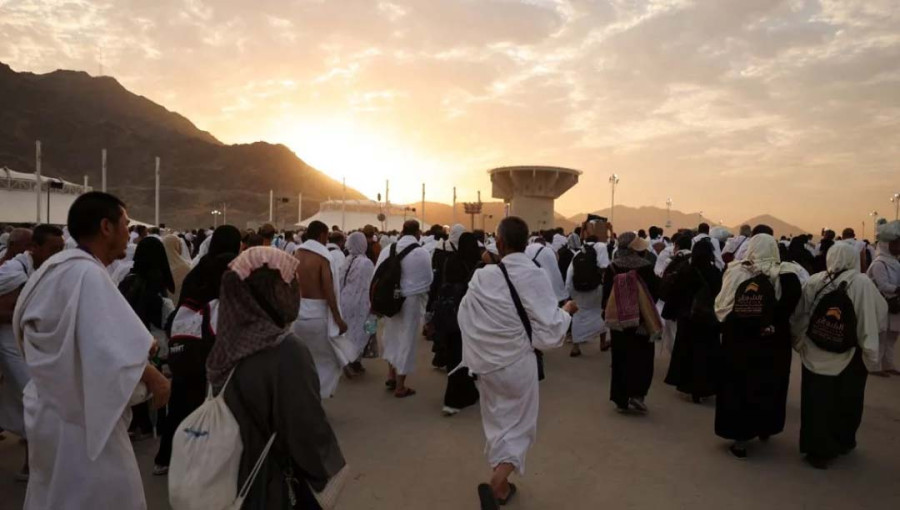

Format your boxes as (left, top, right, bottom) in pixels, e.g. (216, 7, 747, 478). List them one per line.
(498, 263, 545, 381)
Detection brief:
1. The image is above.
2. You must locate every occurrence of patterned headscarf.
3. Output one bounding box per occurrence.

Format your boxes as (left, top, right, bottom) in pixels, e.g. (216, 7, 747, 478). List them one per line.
(206, 247, 300, 388)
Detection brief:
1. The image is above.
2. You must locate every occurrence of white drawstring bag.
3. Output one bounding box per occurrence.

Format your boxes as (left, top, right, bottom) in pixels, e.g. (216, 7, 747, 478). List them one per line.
(169, 369, 276, 510)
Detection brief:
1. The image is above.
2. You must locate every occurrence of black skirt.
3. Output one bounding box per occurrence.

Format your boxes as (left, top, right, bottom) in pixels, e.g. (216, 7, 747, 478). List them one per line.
(715, 321, 792, 441)
(442, 331, 479, 409)
(610, 329, 655, 408)
(664, 318, 721, 398)
(800, 349, 868, 460)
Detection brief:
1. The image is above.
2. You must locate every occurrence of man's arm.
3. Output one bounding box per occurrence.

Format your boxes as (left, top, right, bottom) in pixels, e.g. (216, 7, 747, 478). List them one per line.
(0, 287, 22, 324)
(321, 259, 347, 334)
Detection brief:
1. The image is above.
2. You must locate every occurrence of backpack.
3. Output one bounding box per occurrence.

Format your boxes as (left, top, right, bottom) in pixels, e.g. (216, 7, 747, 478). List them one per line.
(370, 243, 419, 317)
(169, 369, 276, 510)
(572, 244, 602, 292)
(731, 273, 777, 334)
(806, 273, 858, 353)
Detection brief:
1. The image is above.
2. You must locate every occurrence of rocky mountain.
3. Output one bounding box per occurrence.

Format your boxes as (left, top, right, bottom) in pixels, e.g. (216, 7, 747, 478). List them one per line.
(567, 206, 809, 238)
(0, 62, 363, 228)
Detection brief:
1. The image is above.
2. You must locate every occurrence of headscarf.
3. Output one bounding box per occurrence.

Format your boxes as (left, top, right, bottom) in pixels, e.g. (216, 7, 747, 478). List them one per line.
(119, 237, 175, 329)
(208, 225, 242, 259)
(163, 234, 191, 302)
(567, 233, 582, 251)
(206, 247, 300, 388)
(690, 237, 716, 270)
(612, 231, 651, 270)
(346, 231, 368, 256)
(178, 252, 236, 307)
(444, 232, 481, 285)
(551, 234, 567, 252)
(444, 224, 466, 251)
(715, 234, 806, 321)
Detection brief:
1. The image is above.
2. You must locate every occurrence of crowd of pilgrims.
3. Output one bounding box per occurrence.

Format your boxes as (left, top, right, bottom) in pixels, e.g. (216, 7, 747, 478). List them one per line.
(0, 191, 898, 510)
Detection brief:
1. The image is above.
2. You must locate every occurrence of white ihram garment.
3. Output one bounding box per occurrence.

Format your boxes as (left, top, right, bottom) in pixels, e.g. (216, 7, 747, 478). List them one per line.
(524, 244, 567, 302)
(458, 252, 570, 474)
(0, 252, 34, 435)
(294, 299, 342, 398)
(13, 249, 152, 510)
(565, 247, 608, 344)
(867, 242, 900, 371)
(374, 236, 433, 376)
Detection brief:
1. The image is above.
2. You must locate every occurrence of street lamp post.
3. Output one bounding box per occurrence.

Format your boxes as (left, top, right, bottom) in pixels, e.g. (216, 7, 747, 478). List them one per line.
(869, 211, 879, 239)
(211, 209, 222, 228)
(892, 193, 900, 221)
(665, 197, 672, 229)
(698, 210, 703, 224)
(609, 174, 620, 225)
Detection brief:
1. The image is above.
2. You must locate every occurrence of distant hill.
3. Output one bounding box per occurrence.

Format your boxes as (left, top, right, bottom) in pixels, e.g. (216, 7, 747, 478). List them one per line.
(566, 206, 809, 238)
(399, 201, 577, 233)
(0, 62, 364, 228)
(731, 215, 810, 238)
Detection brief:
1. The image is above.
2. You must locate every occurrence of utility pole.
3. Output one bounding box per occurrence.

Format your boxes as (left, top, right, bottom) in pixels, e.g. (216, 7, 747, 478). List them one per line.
(342, 178, 347, 231)
(452, 186, 457, 225)
(154, 157, 160, 226)
(35, 141, 42, 223)
(101, 148, 107, 192)
(269, 190, 274, 222)
(421, 182, 426, 226)
(609, 174, 619, 225)
(298, 193, 303, 225)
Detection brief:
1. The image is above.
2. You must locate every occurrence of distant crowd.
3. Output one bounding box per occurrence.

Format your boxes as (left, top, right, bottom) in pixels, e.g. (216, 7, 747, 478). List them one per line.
(0, 196, 898, 510)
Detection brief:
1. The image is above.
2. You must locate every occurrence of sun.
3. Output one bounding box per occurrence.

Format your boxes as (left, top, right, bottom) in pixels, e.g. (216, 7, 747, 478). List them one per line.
(275, 117, 450, 205)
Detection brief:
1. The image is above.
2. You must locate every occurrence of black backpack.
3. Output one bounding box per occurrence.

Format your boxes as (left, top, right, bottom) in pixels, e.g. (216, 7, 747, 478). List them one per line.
(806, 273, 858, 353)
(731, 273, 777, 334)
(572, 244, 602, 292)
(370, 243, 419, 317)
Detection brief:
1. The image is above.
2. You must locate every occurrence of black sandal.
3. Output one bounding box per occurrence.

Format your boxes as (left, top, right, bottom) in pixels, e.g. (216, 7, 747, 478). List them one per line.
(478, 484, 499, 510)
(498, 483, 517, 506)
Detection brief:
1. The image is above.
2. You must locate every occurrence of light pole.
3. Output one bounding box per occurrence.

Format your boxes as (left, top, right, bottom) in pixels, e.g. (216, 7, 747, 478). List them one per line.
(211, 209, 222, 228)
(665, 197, 672, 229)
(698, 210, 703, 225)
(892, 193, 900, 221)
(609, 174, 620, 224)
(870, 211, 879, 239)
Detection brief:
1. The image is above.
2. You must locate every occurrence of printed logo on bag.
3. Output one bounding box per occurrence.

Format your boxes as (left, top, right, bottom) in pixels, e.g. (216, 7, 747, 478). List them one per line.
(183, 428, 210, 438)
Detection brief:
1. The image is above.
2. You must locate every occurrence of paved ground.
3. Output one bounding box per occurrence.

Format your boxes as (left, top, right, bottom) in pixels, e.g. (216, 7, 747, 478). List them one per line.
(2, 339, 899, 509)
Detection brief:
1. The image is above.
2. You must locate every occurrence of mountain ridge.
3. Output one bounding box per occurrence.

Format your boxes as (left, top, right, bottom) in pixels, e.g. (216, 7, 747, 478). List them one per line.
(0, 62, 364, 228)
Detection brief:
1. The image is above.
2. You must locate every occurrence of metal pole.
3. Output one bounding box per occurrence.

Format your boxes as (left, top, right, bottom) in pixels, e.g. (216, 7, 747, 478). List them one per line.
(269, 190, 274, 222)
(101, 148, 107, 192)
(84, 175, 89, 193)
(452, 187, 457, 225)
(47, 183, 51, 224)
(342, 178, 346, 231)
(35, 141, 42, 223)
(298, 193, 302, 225)
(154, 157, 160, 226)
(223, 203, 227, 224)
(385, 180, 390, 208)
(421, 182, 425, 226)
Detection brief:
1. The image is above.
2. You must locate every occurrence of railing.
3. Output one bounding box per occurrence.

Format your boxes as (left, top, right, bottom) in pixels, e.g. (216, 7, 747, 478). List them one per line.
(0, 176, 88, 195)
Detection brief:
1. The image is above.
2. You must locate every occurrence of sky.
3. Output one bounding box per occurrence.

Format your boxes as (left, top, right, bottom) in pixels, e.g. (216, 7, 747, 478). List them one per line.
(1, 0, 899, 234)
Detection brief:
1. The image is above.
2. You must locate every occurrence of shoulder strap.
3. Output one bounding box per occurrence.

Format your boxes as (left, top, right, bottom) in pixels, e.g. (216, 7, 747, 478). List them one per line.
(812, 269, 850, 303)
(398, 244, 418, 260)
(532, 247, 544, 267)
(342, 256, 357, 288)
(235, 433, 277, 504)
(498, 263, 532, 341)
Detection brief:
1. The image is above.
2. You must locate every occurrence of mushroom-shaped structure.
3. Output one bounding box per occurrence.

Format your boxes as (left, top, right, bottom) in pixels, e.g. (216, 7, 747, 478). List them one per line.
(489, 165, 581, 231)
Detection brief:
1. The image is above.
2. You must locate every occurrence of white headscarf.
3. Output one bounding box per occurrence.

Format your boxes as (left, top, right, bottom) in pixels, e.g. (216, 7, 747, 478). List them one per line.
(715, 234, 807, 321)
(441, 224, 466, 252)
(551, 234, 567, 252)
(346, 232, 367, 256)
(567, 233, 582, 251)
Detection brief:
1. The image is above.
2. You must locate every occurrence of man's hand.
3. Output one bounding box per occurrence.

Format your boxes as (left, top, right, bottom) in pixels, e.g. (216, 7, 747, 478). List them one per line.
(337, 318, 348, 335)
(562, 300, 578, 315)
(142, 365, 171, 410)
(149, 337, 160, 358)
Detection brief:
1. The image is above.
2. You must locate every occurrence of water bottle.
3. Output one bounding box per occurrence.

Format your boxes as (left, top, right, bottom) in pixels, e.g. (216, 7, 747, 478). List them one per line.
(364, 315, 378, 335)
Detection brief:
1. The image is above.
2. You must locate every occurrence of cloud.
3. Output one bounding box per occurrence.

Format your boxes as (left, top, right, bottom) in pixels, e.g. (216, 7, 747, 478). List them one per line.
(0, 0, 898, 232)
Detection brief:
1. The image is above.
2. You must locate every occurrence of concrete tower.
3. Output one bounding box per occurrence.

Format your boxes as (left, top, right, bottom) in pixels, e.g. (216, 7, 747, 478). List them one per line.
(489, 165, 581, 231)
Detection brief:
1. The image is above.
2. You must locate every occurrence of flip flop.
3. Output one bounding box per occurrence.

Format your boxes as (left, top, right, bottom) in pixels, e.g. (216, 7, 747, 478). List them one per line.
(394, 388, 416, 398)
(498, 483, 517, 506)
(478, 484, 499, 510)
(385, 380, 397, 390)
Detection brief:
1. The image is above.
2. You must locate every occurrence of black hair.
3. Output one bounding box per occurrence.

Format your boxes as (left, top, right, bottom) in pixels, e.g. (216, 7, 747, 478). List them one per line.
(497, 217, 529, 252)
(698, 223, 710, 234)
(258, 223, 276, 241)
(33, 224, 64, 246)
(402, 220, 420, 236)
(67, 192, 126, 243)
(752, 224, 774, 236)
(307, 221, 329, 240)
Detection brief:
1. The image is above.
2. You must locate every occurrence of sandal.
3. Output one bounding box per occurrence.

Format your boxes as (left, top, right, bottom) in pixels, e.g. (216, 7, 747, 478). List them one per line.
(498, 483, 517, 506)
(478, 483, 499, 510)
(394, 388, 416, 398)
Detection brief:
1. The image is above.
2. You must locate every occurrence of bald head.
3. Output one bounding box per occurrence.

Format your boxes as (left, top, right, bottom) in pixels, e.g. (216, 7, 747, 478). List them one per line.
(3, 228, 33, 261)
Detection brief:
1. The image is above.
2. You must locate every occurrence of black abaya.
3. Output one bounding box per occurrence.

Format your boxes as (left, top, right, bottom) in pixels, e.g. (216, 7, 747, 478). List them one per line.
(715, 273, 802, 441)
(800, 349, 868, 460)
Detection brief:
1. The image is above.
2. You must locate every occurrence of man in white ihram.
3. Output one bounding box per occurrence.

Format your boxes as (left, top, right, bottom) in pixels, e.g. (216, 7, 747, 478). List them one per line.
(458, 216, 576, 510)
(13, 192, 170, 509)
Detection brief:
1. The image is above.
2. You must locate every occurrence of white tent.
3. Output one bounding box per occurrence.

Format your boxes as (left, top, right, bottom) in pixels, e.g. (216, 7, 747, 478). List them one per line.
(0, 166, 88, 224)
(299, 199, 431, 232)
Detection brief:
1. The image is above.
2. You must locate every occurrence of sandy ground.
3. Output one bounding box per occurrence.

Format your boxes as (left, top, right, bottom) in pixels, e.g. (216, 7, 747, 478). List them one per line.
(2, 338, 899, 510)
